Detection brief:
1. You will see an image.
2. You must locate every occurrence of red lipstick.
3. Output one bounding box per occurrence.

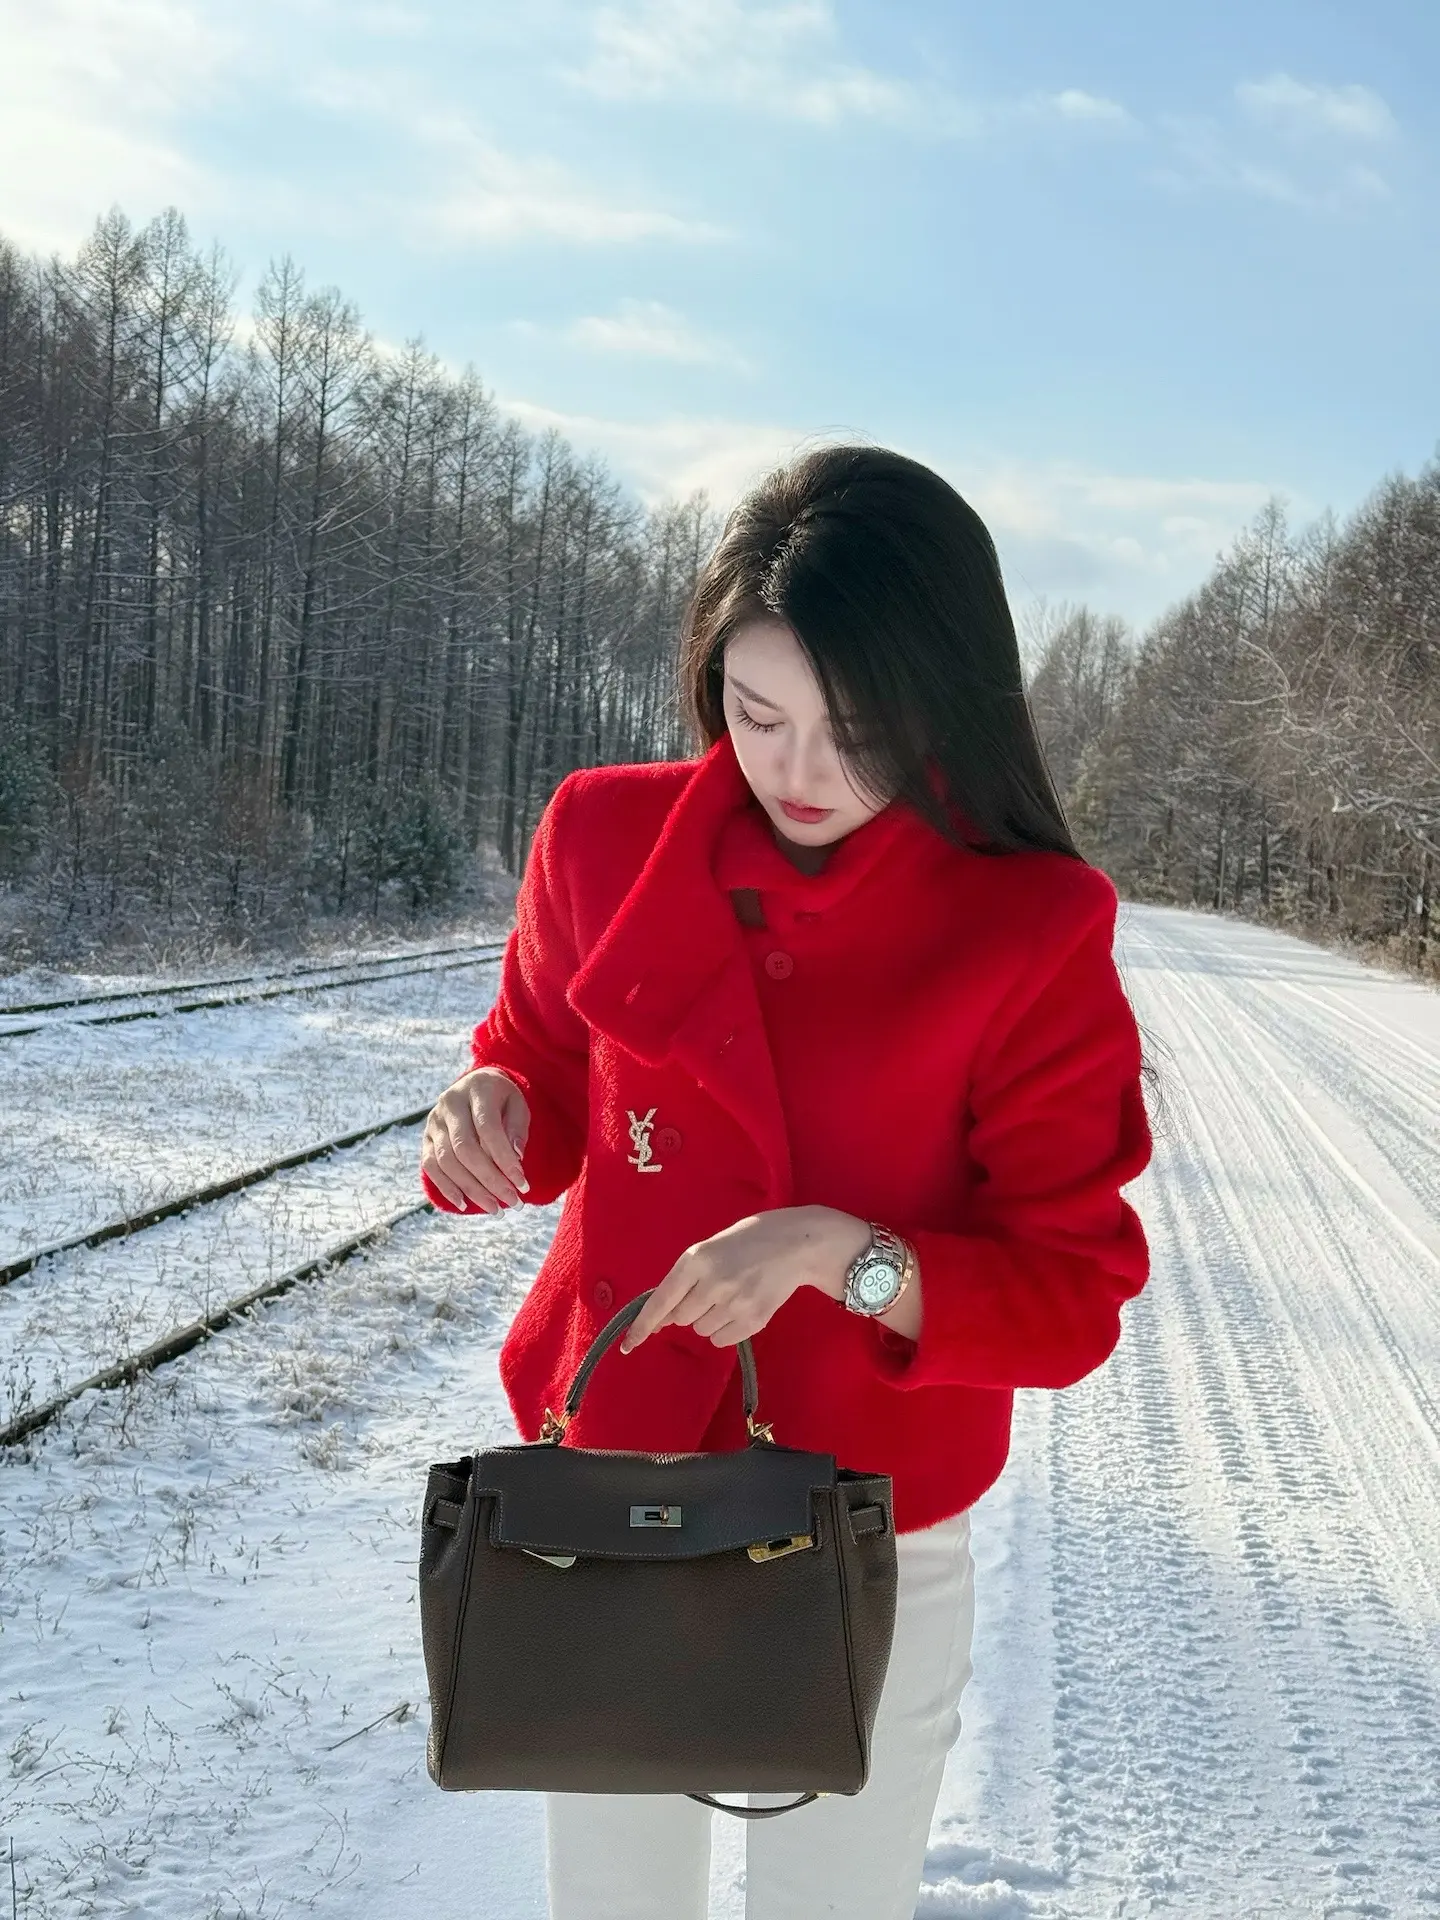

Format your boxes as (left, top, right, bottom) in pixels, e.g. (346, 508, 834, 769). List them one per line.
(779, 799, 833, 823)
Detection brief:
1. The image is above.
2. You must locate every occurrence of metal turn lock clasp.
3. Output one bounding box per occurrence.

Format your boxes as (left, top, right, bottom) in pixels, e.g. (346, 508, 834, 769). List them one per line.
(630, 1504, 683, 1528)
(746, 1533, 813, 1563)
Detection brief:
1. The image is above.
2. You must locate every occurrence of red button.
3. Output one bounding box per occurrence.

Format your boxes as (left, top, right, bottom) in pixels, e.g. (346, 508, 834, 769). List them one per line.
(655, 1126, 682, 1152)
(764, 950, 794, 979)
(593, 1280, 614, 1311)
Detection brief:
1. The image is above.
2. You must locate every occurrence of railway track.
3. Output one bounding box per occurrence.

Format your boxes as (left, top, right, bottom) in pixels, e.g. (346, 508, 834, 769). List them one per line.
(0, 937, 509, 1038)
(0, 1087, 476, 1445)
(0, 936, 516, 1451)
(0, 1199, 435, 1449)
(0, 1105, 439, 1288)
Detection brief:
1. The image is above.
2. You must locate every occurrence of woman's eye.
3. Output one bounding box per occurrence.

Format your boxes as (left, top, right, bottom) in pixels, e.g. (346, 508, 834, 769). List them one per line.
(734, 700, 781, 734)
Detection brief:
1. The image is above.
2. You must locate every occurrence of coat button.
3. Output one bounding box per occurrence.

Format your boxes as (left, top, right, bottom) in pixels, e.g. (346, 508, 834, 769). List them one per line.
(593, 1279, 614, 1311)
(655, 1125, 682, 1152)
(764, 950, 794, 979)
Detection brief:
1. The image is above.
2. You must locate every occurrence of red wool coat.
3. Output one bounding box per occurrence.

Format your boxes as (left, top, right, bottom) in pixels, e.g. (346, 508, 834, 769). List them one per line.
(421, 729, 1153, 1533)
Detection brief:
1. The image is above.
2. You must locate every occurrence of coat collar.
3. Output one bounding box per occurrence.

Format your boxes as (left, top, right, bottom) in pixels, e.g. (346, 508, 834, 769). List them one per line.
(566, 730, 944, 1199)
(711, 782, 922, 908)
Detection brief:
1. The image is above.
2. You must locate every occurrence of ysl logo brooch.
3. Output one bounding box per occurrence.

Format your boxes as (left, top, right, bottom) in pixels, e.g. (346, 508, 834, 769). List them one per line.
(626, 1107, 664, 1173)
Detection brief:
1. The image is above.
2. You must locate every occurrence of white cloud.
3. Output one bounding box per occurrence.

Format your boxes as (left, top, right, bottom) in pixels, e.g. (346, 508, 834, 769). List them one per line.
(566, 0, 978, 133)
(1341, 164, 1391, 200)
(0, 0, 235, 252)
(955, 456, 1293, 628)
(299, 71, 727, 248)
(1042, 88, 1135, 127)
(1151, 104, 1394, 213)
(980, 462, 1280, 535)
(567, 1, 1144, 144)
(559, 299, 751, 369)
(568, 3, 1148, 148)
(494, 399, 806, 505)
(421, 133, 724, 246)
(1147, 74, 1399, 212)
(350, 3, 429, 32)
(1235, 74, 1397, 142)
(0, 4, 726, 267)
(488, 402, 1294, 629)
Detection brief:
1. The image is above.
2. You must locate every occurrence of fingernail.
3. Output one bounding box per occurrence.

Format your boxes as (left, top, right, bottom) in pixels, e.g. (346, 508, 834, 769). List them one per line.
(516, 1175, 530, 1193)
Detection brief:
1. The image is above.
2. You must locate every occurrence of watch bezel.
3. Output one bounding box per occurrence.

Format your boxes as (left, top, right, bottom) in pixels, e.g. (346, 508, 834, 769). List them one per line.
(843, 1225, 910, 1316)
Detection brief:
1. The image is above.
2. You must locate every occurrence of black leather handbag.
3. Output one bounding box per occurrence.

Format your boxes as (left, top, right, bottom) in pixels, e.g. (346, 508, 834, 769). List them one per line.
(419, 1287, 899, 1819)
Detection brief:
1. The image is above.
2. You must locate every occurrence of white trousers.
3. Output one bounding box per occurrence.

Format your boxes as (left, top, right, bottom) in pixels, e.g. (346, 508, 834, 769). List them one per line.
(544, 1507, 975, 1920)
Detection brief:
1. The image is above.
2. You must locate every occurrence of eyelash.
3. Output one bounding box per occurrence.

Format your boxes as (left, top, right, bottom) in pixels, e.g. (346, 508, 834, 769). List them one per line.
(734, 700, 781, 734)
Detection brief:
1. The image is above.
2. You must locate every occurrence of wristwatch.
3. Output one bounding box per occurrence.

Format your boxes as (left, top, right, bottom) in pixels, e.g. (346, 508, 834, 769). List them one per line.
(842, 1222, 912, 1317)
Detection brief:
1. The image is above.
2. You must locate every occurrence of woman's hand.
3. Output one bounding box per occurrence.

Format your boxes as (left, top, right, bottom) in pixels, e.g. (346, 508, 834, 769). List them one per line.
(619, 1205, 871, 1353)
(421, 1067, 532, 1213)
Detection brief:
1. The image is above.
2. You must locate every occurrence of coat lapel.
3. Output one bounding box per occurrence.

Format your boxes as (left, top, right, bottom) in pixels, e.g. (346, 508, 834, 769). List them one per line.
(566, 733, 794, 1198)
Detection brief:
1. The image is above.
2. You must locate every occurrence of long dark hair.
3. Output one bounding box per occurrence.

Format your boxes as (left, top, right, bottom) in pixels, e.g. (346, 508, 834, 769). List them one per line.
(676, 441, 1173, 1135)
(677, 441, 1078, 860)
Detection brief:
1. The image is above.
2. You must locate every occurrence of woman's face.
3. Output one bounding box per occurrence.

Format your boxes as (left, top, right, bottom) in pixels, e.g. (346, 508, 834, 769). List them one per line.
(721, 619, 892, 846)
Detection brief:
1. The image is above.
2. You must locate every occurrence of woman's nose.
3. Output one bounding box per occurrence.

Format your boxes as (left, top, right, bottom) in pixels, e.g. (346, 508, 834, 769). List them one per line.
(777, 728, 834, 796)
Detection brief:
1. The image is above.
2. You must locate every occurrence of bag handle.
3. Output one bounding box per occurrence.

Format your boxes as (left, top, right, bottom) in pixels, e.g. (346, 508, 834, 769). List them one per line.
(685, 1790, 820, 1818)
(539, 1292, 821, 1818)
(540, 1287, 771, 1445)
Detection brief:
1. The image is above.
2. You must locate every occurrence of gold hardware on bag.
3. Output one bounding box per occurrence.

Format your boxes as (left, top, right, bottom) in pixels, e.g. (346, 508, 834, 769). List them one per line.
(747, 1533, 813, 1563)
(521, 1548, 577, 1569)
(746, 1414, 776, 1444)
(539, 1405, 570, 1442)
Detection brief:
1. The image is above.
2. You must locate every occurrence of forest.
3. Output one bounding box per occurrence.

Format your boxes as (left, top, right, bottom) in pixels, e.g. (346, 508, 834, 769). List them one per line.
(0, 207, 717, 961)
(0, 206, 1435, 979)
(1027, 478, 1438, 980)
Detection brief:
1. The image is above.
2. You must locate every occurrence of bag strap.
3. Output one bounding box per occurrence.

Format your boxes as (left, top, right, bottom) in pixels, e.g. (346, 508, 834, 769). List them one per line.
(547, 1288, 764, 1442)
(686, 1791, 820, 1818)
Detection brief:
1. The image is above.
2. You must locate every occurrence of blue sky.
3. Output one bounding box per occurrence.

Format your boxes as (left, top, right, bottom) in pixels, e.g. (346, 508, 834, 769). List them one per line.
(3, 0, 1437, 634)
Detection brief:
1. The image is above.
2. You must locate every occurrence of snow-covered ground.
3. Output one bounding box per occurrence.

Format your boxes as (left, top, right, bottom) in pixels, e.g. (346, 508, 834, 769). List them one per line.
(1, 902, 1438, 1917)
(0, 947, 506, 1260)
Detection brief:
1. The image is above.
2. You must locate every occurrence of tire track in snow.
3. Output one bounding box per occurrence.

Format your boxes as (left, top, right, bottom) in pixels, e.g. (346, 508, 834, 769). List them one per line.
(1131, 923, 1440, 1530)
(1028, 906, 1440, 1916)
(1155, 967, 1440, 1428)
(1145, 1110, 1437, 1915)
(1046, 1275, 1267, 1912)
(1124, 911, 1438, 1910)
(1137, 920, 1440, 1620)
(1143, 913, 1440, 1235)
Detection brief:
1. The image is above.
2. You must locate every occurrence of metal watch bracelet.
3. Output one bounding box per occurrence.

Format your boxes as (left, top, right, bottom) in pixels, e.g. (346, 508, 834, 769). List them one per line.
(842, 1221, 913, 1316)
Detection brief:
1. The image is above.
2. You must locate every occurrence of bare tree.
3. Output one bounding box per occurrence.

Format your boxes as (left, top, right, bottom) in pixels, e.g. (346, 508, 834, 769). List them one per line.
(0, 207, 718, 961)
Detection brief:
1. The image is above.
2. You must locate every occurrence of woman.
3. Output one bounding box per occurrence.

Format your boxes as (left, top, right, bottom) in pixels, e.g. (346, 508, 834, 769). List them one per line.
(420, 443, 1154, 1920)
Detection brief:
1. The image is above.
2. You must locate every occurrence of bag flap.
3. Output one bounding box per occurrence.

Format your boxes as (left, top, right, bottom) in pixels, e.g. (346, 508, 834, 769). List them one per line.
(472, 1442, 837, 1558)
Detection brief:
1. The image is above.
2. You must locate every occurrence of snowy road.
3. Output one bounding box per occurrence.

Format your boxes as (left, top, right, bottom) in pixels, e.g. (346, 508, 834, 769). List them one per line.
(2, 902, 1438, 1917)
(941, 904, 1440, 1916)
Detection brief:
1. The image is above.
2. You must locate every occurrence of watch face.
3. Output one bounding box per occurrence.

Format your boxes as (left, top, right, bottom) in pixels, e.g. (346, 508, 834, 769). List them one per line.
(856, 1261, 899, 1307)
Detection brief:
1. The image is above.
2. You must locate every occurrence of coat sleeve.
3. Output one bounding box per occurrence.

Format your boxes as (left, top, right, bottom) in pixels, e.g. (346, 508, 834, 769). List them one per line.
(863, 867, 1153, 1393)
(421, 773, 591, 1213)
